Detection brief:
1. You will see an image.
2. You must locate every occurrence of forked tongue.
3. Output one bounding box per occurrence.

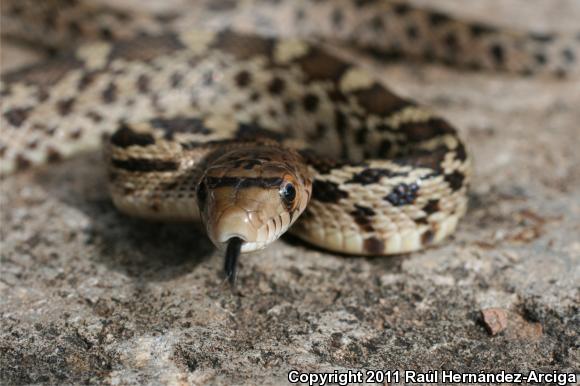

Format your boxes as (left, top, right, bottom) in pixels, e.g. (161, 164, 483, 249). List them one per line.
(224, 237, 243, 285)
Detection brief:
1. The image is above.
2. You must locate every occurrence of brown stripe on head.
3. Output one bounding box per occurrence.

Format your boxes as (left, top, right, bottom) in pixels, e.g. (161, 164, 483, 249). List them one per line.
(205, 176, 283, 190)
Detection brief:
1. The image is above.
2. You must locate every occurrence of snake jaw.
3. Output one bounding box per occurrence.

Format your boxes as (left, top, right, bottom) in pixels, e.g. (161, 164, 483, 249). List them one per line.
(206, 204, 285, 253)
(210, 206, 259, 249)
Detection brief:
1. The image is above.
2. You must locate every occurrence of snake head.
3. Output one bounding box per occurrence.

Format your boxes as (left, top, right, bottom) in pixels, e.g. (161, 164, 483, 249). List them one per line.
(197, 145, 312, 254)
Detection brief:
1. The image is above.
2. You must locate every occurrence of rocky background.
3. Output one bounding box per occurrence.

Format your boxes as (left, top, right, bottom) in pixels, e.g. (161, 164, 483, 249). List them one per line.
(1, 1, 579, 384)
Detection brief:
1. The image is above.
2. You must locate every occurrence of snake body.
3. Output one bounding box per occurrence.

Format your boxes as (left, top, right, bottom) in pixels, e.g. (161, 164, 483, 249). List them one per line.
(2, 1, 578, 263)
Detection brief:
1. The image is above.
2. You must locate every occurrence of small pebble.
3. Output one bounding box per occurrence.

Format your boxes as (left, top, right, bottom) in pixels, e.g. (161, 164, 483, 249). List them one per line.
(481, 307, 508, 335)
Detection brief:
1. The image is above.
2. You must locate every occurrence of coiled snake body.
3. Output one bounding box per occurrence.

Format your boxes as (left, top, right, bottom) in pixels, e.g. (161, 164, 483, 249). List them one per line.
(2, 0, 578, 281)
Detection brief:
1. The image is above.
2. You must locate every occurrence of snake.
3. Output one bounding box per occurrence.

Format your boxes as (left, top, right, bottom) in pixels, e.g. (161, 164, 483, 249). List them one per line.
(2, 0, 578, 282)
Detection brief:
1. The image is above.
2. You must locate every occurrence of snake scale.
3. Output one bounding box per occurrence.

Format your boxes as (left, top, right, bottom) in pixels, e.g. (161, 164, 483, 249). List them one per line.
(2, 0, 578, 282)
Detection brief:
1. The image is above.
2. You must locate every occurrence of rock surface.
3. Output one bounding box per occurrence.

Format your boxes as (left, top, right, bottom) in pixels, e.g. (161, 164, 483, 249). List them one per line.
(1, 1, 579, 384)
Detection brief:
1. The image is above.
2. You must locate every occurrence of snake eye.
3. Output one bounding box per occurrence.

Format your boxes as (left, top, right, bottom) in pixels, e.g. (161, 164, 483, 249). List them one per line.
(280, 182, 296, 207)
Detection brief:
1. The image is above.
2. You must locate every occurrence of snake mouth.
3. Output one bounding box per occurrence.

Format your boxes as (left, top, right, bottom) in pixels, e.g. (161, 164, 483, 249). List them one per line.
(209, 206, 265, 252)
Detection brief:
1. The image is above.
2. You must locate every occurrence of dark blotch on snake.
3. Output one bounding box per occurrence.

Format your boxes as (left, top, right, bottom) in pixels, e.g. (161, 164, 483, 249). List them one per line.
(534, 52, 547, 66)
(268, 77, 286, 94)
(214, 30, 274, 60)
(402, 146, 448, 172)
(235, 71, 252, 87)
(352, 83, 409, 116)
(112, 158, 179, 173)
(562, 49, 575, 63)
(470, 23, 495, 37)
(406, 24, 419, 40)
(346, 168, 407, 185)
(111, 124, 155, 148)
(170, 72, 183, 88)
(384, 183, 420, 206)
(150, 117, 212, 139)
(444, 32, 459, 50)
(57, 98, 75, 116)
(294, 48, 350, 81)
(137, 74, 151, 93)
(77, 72, 96, 91)
(235, 123, 285, 142)
(4, 108, 32, 127)
(110, 34, 185, 62)
(364, 237, 385, 254)
(423, 199, 440, 215)
(402, 118, 454, 142)
(421, 230, 434, 245)
(69, 128, 82, 140)
(334, 110, 349, 159)
(87, 111, 103, 123)
(303, 93, 319, 112)
(444, 171, 465, 191)
(102, 82, 118, 103)
(428, 12, 450, 26)
(371, 16, 384, 32)
(312, 180, 348, 203)
(393, 3, 411, 15)
(378, 139, 393, 156)
(3, 57, 83, 87)
(354, 0, 377, 7)
(415, 217, 429, 225)
(351, 205, 376, 232)
(490, 44, 505, 66)
(299, 150, 347, 175)
(529, 33, 554, 43)
(455, 142, 467, 161)
(46, 147, 62, 163)
(16, 154, 32, 170)
(331, 8, 344, 27)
